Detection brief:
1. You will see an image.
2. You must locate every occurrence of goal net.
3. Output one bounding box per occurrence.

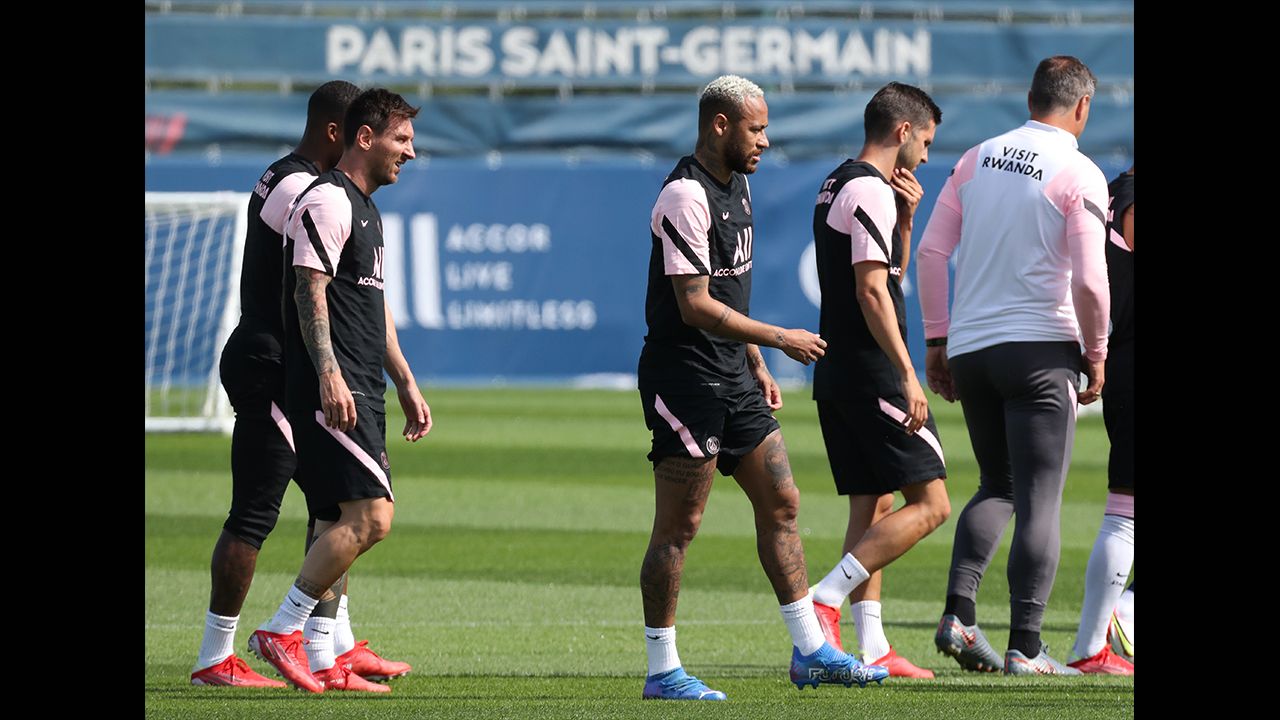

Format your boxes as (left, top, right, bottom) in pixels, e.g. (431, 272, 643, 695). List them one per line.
(144, 192, 249, 433)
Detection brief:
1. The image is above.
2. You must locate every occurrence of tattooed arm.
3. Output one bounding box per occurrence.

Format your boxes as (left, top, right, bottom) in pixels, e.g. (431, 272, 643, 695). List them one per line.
(295, 267, 356, 431)
(384, 301, 431, 441)
(671, 275, 826, 365)
(746, 343, 782, 410)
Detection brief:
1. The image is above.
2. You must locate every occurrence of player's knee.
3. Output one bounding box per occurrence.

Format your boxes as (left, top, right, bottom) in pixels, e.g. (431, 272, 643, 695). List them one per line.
(662, 512, 702, 548)
(343, 501, 394, 549)
(223, 507, 280, 550)
(364, 507, 394, 547)
(765, 486, 800, 524)
(927, 493, 952, 530)
(363, 520, 391, 547)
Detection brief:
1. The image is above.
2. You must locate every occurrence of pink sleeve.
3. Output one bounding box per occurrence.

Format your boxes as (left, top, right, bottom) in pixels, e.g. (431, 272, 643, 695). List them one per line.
(916, 148, 977, 339)
(935, 146, 978, 214)
(288, 183, 352, 277)
(830, 178, 894, 266)
(260, 171, 316, 237)
(1048, 161, 1110, 361)
(650, 179, 712, 275)
(917, 200, 961, 339)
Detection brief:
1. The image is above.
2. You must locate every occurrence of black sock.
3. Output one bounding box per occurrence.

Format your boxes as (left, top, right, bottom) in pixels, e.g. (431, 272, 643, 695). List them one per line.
(944, 595, 976, 626)
(1009, 629, 1040, 658)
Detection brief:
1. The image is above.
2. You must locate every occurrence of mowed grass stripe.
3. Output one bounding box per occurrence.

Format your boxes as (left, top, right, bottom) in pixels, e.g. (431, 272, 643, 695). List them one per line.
(147, 565, 1101, 683)
(147, 467, 1110, 551)
(146, 509, 1101, 610)
(146, 388, 1130, 718)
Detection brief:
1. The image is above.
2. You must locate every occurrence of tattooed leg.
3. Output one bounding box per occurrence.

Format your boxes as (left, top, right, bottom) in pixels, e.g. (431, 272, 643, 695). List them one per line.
(304, 519, 345, 618)
(641, 455, 717, 628)
(734, 429, 809, 604)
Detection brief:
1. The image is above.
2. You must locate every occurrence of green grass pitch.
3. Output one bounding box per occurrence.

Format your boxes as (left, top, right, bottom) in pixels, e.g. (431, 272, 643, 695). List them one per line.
(145, 387, 1134, 718)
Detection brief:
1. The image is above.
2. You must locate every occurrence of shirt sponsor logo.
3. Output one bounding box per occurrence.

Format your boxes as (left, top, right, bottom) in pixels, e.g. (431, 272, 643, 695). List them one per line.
(357, 246, 386, 288)
(714, 226, 754, 276)
(253, 169, 275, 200)
(731, 226, 753, 266)
(815, 177, 837, 205)
(712, 260, 752, 277)
(980, 146, 1043, 180)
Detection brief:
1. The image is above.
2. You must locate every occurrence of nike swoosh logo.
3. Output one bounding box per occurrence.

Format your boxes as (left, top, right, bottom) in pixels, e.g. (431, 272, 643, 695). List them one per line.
(290, 600, 302, 607)
(646, 635, 662, 640)
(216, 625, 235, 630)
(315, 630, 330, 635)
(841, 567, 852, 579)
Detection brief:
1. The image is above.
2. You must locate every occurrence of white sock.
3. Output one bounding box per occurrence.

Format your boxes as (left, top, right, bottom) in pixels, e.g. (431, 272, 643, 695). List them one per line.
(304, 616, 337, 672)
(780, 595, 826, 655)
(260, 586, 321, 635)
(850, 601, 890, 662)
(644, 626, 682, 677)
(1072, 512, 1134, 660)
(334, 594, 356, 657)
(812, 554, 871, 608)
(1114, 586, 1134, 647)
(195, 611, 238, 670)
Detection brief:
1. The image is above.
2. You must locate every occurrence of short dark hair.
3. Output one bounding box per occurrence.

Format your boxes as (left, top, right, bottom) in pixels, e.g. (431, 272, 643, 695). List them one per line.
(1028, 56, 1097, 115)
(343, 88, 421, 147)
(864, 82, 942, 143)
(306, 80, 361, 128)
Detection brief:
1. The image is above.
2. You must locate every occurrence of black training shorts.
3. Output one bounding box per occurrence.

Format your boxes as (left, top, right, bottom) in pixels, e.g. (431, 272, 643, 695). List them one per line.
(641, 388, 780, 476)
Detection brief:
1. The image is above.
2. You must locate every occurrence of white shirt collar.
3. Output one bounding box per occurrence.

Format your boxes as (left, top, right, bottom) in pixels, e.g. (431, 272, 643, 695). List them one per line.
(1023, 120, 1079, 149)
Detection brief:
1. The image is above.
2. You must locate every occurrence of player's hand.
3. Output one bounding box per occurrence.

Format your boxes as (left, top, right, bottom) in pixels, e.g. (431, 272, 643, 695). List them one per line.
(925, 346, 957, 403)
(892, 167, 924, 220)
(753, 368, 783, 410)
(901, 374, 929, 434)
(1078, 356, 1105, 405)
(396, 382, 432, 441)
(319, 370, 357, 431)
(778, 329, 826, 365)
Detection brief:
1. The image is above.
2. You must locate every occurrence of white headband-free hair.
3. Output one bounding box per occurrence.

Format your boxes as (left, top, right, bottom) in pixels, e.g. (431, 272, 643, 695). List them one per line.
(700, 75, 764, 109)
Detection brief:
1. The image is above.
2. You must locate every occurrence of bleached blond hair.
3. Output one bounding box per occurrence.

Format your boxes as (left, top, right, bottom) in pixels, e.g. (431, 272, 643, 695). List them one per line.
(699, 75, 764, 129)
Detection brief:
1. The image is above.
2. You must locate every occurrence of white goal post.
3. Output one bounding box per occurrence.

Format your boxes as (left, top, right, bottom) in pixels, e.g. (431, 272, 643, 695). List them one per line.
(144, 192, 249, 433)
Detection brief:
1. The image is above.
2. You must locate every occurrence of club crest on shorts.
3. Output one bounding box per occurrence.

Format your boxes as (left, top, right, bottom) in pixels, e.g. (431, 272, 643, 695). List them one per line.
(705, 436, 721, 454)
(380, 451, 390, 469)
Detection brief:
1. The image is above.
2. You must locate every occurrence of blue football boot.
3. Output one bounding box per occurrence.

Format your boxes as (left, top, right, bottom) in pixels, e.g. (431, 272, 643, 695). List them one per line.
(790, 642, 889, 689)
(641, 667, 727, 701)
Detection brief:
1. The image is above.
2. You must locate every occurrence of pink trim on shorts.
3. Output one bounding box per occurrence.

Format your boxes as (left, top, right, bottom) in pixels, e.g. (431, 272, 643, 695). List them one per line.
(877, 398, 945, 466)
(654, 394, 705, 458)
(270, 402, 295, 453)
(313, 411, 394, 501)
(1109, 227, 1132, 252)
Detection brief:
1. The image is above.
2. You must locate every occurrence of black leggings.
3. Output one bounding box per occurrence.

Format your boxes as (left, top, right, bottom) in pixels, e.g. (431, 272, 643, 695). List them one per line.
(944, 341, 1081, 634)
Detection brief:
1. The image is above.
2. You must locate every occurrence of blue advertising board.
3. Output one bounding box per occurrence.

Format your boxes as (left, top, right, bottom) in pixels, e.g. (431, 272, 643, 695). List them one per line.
(147, 151, 1130, 385)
